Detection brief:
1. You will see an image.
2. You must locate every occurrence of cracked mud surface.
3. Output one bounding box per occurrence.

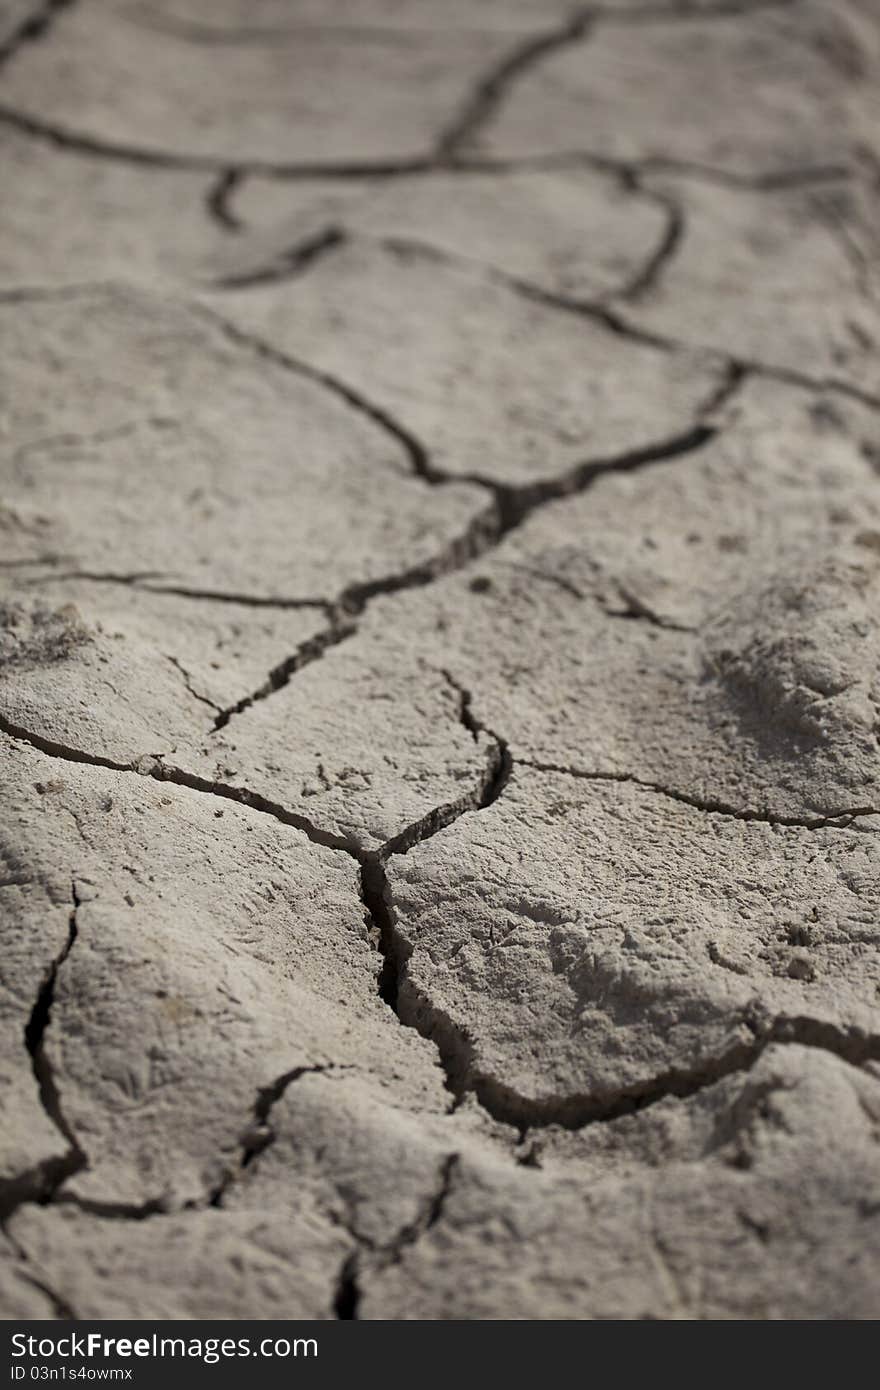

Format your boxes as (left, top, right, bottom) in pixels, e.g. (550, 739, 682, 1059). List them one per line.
(1, 0, 879, 1322)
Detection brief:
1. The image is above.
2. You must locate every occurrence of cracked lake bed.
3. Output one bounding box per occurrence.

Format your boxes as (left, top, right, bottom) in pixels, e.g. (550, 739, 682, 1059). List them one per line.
(1, 0, 880, 1320)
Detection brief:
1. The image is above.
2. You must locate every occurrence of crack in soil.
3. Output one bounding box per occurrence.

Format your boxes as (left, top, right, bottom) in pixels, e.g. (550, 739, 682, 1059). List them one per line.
(3, 1223, 79, 1318)
(0, 0, 75, 68)
(371, 232, 880, 409)
(3, 0, 878, 1318)
(210, 1063, 351, 1207)
(113, 145, 864, 297)
(1, 880, 86, 1221)
(164, 653, 223, 718)
(333, 1152, 459, 1319)
(434, 9, 594, 160)
(0, 103, 856, 191)
(212, 227, 347, 290)
(0, 0, 811, 193)
(429, 0, 803, 173)
(210, 617, 356, 732)
(204, 168, 243, 232)
(158, 296, 731, 736)
(0, 711, 354, 851)
(471, 1013, 880, 1135)
(23, 881, 82, 1156)
(3, 695, 878, 1218)
(191, 298, 441, 485)
(361, 698, 511, 1010)
(15, 1267, 78, 1319)
(518, 758, 880, 831)
(616, 177, 684, 301)
(2, 323, 874, 1161)
(32, 576, 332, 611)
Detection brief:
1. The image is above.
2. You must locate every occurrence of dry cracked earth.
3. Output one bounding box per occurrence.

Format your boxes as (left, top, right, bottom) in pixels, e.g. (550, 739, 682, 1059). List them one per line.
(1, 0, 880, 1322)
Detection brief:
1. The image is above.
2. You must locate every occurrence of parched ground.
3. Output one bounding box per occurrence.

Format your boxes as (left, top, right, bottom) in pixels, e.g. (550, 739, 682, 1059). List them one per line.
(1, 0, 880, 1321)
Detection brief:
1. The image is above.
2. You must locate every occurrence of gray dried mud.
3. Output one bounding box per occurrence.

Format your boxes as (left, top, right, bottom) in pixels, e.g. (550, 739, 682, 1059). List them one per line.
(1, 0, 879, 1321)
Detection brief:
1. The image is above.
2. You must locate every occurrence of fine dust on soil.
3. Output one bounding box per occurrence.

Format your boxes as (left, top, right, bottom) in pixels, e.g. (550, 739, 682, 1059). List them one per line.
(1, 0, 879, 1321)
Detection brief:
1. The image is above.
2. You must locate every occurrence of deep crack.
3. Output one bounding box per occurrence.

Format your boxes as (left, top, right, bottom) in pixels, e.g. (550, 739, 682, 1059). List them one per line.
(333, 1253, 361, 1319)
(24, 882, 83, 1159)
(464, 1014, 880, 1135)
(360, 725, 509, 1013)
(359, 677, 511, 1034)
(1, 880, 87, 1220)
(351, 728, 880, 1136)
